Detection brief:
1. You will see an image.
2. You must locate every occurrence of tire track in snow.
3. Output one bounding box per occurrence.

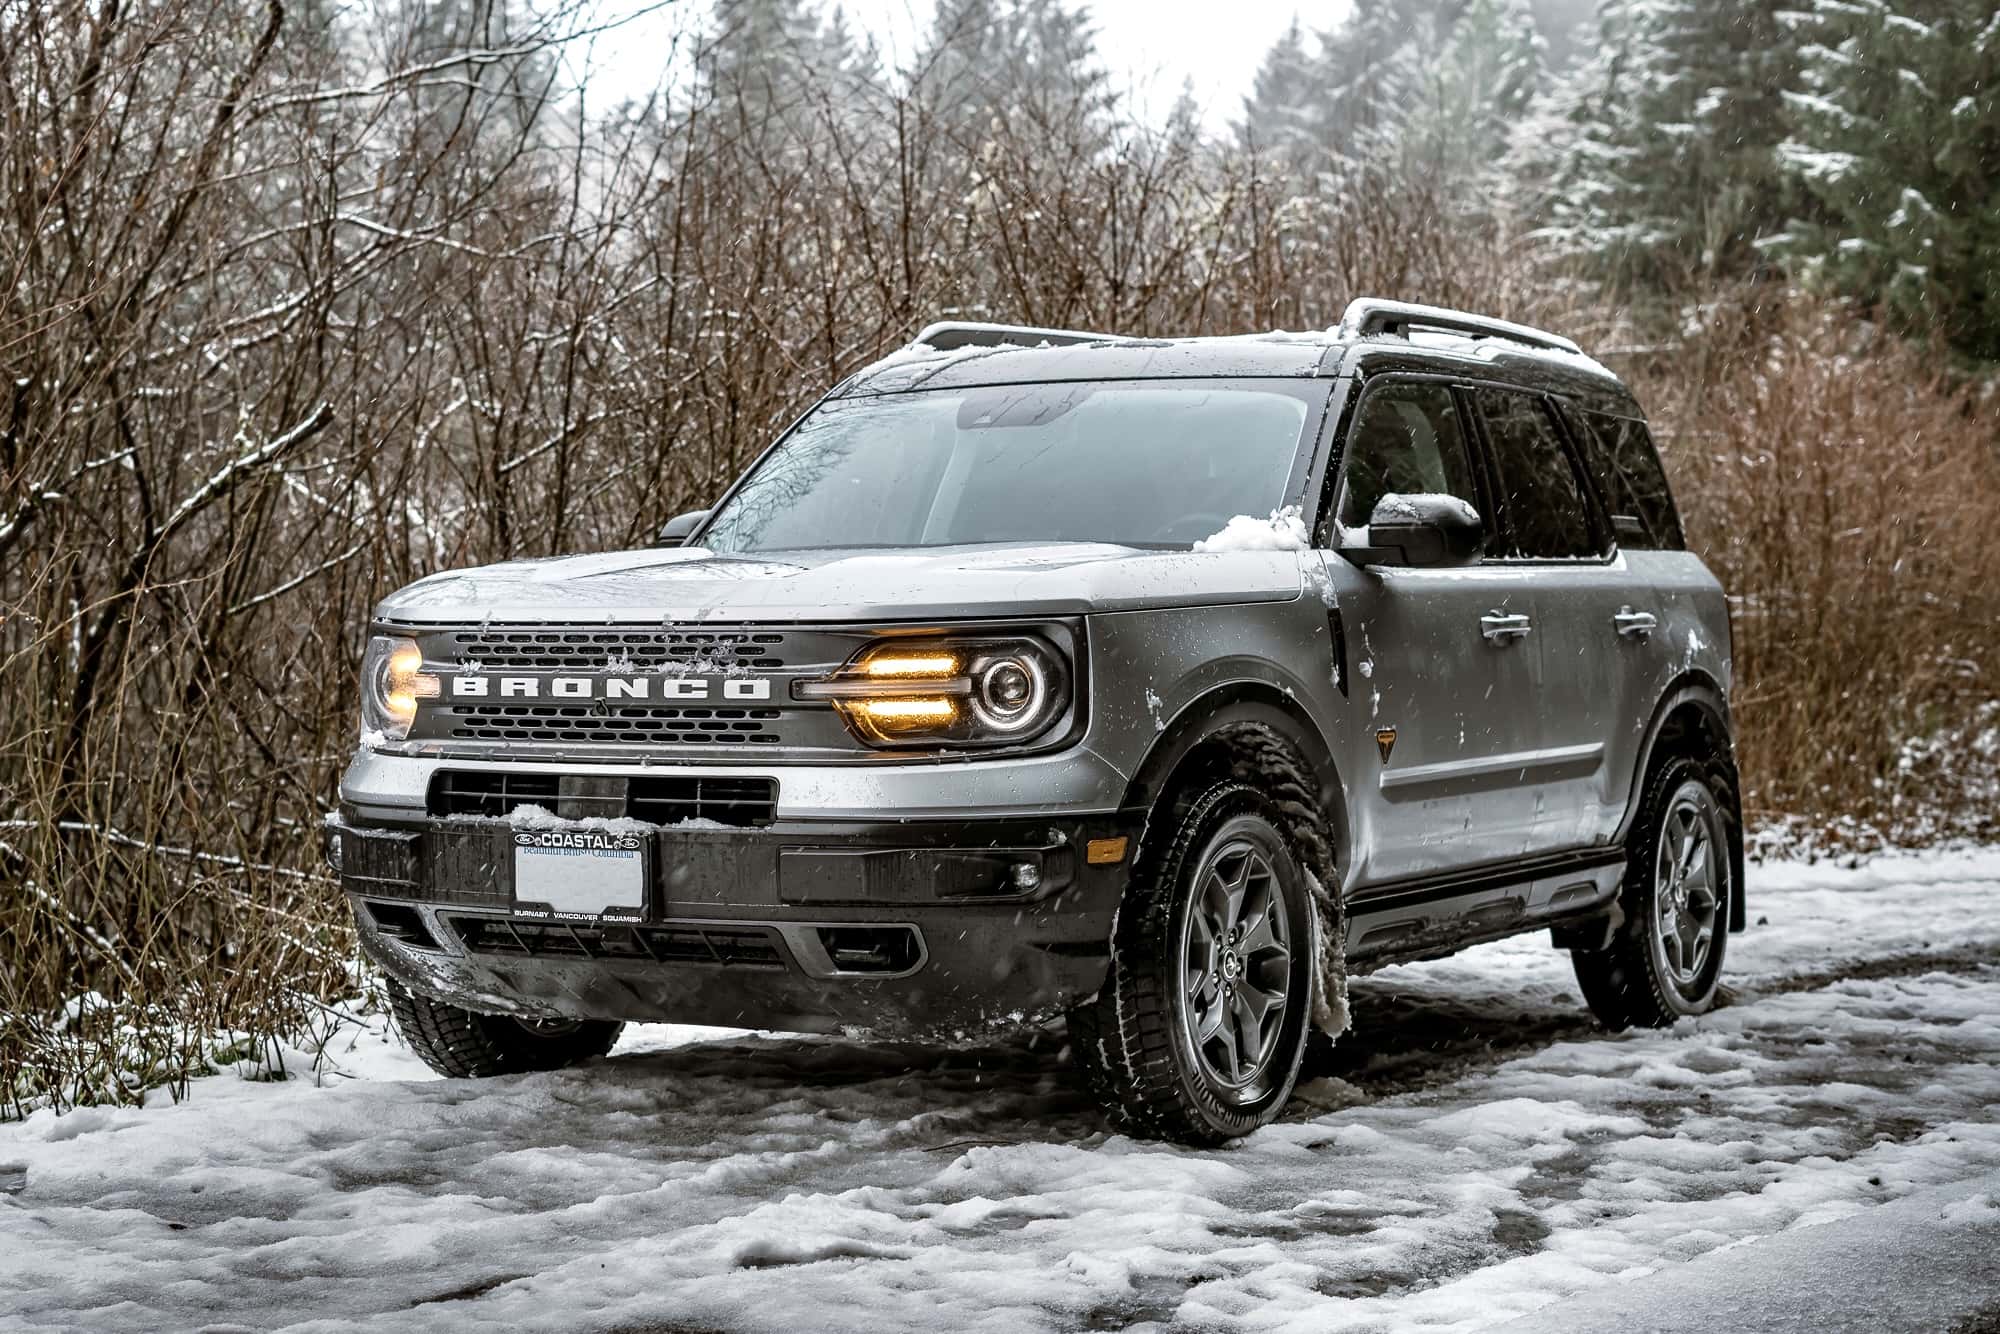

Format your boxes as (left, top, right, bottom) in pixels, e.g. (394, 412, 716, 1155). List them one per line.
(2, 853, 1999, 1332)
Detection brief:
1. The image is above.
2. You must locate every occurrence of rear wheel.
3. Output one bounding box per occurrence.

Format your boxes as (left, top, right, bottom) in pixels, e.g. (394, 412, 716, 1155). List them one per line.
(1573, 756, 1732, 1029)
(1068, 781, 1315, 1144)
(388, 980, 623, 1078)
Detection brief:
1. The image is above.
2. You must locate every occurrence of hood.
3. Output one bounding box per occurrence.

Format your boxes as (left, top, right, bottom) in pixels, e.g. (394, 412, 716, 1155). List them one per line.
(373, 542, 1305, 624)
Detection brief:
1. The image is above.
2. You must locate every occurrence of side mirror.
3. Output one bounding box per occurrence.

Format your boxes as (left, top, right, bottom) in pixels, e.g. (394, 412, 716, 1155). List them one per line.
(1341, 493, 1483, 568)
(655, 509, 709, 547)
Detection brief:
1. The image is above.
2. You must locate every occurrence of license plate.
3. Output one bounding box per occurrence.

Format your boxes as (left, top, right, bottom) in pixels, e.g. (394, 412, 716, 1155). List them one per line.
(511, 828, 647, 919)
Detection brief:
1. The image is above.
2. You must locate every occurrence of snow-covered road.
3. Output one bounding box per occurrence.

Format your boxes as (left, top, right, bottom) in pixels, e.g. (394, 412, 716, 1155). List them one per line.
(4, 849, 2000, 1332)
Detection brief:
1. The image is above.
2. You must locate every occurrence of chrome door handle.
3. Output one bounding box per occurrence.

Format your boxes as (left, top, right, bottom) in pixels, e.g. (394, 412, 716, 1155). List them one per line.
(1480, 611, 1533, 643)
(1613, 607, 1659, 638)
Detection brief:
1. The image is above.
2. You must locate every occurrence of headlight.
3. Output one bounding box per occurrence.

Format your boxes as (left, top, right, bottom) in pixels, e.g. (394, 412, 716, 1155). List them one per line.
(797, 637, 1069, 748)
(359, 634, 439, 744)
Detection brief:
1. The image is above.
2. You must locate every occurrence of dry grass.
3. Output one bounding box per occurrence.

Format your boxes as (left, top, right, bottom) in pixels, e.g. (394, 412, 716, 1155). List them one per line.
(1629, 297, 2000, 840)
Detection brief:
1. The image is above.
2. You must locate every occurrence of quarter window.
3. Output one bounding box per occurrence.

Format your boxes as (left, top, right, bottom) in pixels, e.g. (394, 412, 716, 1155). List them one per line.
(1572, 409, 1686, 550)
(1475, 389, 1601, 559)
(1336, 382, 1482, 531)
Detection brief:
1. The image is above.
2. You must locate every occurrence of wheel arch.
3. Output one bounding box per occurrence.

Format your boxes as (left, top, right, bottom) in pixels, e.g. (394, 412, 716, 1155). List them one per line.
(1120, 682, 1349, 885)
(1619, 672, 1746, 931)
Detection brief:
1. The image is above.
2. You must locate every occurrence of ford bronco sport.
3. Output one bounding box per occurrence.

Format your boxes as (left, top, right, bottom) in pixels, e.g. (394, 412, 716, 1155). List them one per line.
(331, 298, 1742, 1144)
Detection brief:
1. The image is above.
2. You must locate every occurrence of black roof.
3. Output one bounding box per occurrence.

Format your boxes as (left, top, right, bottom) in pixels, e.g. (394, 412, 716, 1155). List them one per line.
(837, 328, 1640, 417)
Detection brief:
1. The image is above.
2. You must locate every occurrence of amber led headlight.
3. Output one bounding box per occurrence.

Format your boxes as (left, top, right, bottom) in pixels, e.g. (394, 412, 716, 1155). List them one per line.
(797, 637, 1068, 748)
(359, 634, 439, 744)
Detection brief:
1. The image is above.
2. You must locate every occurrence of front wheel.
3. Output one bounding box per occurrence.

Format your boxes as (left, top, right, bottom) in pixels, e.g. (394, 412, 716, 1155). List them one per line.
(1572, 756, 1733, 1030)
(388, 980, 624, 1078)
(1068, 781, 1315, 1144)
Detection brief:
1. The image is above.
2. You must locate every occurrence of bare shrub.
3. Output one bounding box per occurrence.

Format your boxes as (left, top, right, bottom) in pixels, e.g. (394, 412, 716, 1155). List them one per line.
(1628, 296, 2000, 839)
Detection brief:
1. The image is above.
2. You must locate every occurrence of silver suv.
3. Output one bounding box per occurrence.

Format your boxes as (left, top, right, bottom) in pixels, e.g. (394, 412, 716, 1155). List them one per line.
(332, 299, 1741, 1143)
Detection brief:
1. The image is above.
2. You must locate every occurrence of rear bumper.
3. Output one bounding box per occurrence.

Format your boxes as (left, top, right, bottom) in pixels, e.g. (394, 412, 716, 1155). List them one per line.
(331, 807, 1137, 1040)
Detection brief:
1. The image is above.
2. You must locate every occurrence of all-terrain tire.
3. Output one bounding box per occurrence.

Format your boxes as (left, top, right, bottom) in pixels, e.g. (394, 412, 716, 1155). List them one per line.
(1068, 779, 1317, 1144)
(387, 980, 623, 1078)
(1572, 753, 1735, 1030)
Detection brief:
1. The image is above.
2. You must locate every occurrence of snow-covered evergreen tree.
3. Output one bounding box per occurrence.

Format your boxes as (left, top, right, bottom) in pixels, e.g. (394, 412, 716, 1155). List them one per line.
(1512, 0, 1806, 291)
(915, 0, 1112, 150)
(697, 0, 877, 143)
(1399, 0, 1544, 191)
(1771, 0, 2000, 358)
(1238, 19, 1319, 163)
(1240, 0, 1545, 202)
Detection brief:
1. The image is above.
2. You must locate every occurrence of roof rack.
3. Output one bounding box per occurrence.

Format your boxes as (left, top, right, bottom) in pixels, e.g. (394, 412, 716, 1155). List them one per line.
(1337, 298, 1581, 355)
(913, 320, 1122, 352)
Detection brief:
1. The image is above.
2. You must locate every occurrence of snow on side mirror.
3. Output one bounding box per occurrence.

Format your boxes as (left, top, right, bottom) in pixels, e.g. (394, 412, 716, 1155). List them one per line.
(1341, 493, 1484, 568)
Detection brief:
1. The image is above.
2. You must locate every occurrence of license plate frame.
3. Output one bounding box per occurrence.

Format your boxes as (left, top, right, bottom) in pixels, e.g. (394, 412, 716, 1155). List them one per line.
(509, 828, 649, 921)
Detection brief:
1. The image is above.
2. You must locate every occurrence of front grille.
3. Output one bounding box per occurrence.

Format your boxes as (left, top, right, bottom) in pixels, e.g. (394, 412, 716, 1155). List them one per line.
(448, 704, 783, 746)
(628, 775, 777, 825)
(449, 917, 786, 968)
(428, 770, 561, 818)
(427, 771, 778, 826)
(450, 627, 790, 671)
(407, 622, 873, 755)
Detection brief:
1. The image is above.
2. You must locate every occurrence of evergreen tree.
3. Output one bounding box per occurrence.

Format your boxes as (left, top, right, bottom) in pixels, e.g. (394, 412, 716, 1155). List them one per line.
(698, 0, 875, 143)
(1772, 0, 2000, 358)
(1398, 0, 1544, 188)
(915, 0, 1112, 150)
(1239, 0, 1547, 194)
(1238, 19, 1318, 162)
(1514, 0, 1806, 291)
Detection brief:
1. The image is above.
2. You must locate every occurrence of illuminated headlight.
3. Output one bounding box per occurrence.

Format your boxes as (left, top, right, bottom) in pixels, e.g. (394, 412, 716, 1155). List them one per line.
(798, 637, 1069, 748)
(359, 634, 439, 745)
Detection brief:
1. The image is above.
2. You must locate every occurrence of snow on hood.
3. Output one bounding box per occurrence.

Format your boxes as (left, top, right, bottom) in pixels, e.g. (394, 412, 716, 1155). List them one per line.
(373, 541, 1306, 624)
(1191, 505, 1310, 553)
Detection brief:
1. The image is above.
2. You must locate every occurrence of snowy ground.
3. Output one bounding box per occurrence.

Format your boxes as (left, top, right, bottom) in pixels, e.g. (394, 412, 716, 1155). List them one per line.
(4, 849, 2000, 1332)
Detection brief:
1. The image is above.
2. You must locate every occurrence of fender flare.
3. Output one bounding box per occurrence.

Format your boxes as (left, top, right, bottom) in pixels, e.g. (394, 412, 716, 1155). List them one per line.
(1618, 671, 1746, 931)
(1119, 682, 1350, 883)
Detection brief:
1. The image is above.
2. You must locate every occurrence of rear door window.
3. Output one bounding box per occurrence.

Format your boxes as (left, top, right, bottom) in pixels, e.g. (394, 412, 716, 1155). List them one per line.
(1474, 389, 1603, 560)
(1569, 409, 1686, 550)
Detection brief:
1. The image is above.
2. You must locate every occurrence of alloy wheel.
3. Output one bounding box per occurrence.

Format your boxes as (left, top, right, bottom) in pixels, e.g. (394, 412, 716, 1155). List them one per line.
(1652, 780, 1723, 990)
(1179, 836, 1293, 1100)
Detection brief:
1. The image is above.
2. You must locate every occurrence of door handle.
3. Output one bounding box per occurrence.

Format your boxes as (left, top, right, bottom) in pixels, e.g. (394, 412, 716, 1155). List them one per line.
(1480, 611, 1533, 644)
(1613, 607, 1659, 638)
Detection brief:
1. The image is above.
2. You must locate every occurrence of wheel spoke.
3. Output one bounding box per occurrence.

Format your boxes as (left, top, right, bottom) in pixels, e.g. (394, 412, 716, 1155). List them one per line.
(1658, 910, 1683, 974)
(1243, 977, 1286, 1045)
(1214, 1000, 1242, 1080)
(1189, 965, 1216, 1006)
(1690, 918, 1714, 970)
(1238, 904, 1284, 961)
(1195, 994, 1226, 1044)
(1189, 902, 1216, 954)
(1683, 831, 1709, 883)
(1219, 861, 1251, 938)
(1673, 815, 1699, 880)
(1230, 990, 1263, 1071)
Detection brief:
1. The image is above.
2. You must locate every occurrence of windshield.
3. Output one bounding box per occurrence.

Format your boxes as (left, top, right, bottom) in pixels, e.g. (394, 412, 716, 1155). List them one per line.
(700, 381, 1319, 553)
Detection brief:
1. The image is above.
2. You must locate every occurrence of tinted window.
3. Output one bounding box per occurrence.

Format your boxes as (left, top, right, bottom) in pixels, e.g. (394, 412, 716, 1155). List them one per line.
(1336, 382, 1481, 530)
(1572, 409, 1685, 550)
(1476, 390, 1600, 559)
(702, 382, 1315, 552)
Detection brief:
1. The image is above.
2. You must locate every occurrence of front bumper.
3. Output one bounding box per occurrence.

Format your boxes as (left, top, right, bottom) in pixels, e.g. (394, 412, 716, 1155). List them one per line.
(331, 802, 1138, 1040)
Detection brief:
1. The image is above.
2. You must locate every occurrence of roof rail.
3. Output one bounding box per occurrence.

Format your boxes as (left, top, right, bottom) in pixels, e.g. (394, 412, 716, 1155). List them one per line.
(1337, 298, 1581, 355)
(913, 320, 1122, 352)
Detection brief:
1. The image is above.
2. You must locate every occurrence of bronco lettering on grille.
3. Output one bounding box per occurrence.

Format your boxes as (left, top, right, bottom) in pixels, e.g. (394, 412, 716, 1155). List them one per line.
(449, 675, 773, 702)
